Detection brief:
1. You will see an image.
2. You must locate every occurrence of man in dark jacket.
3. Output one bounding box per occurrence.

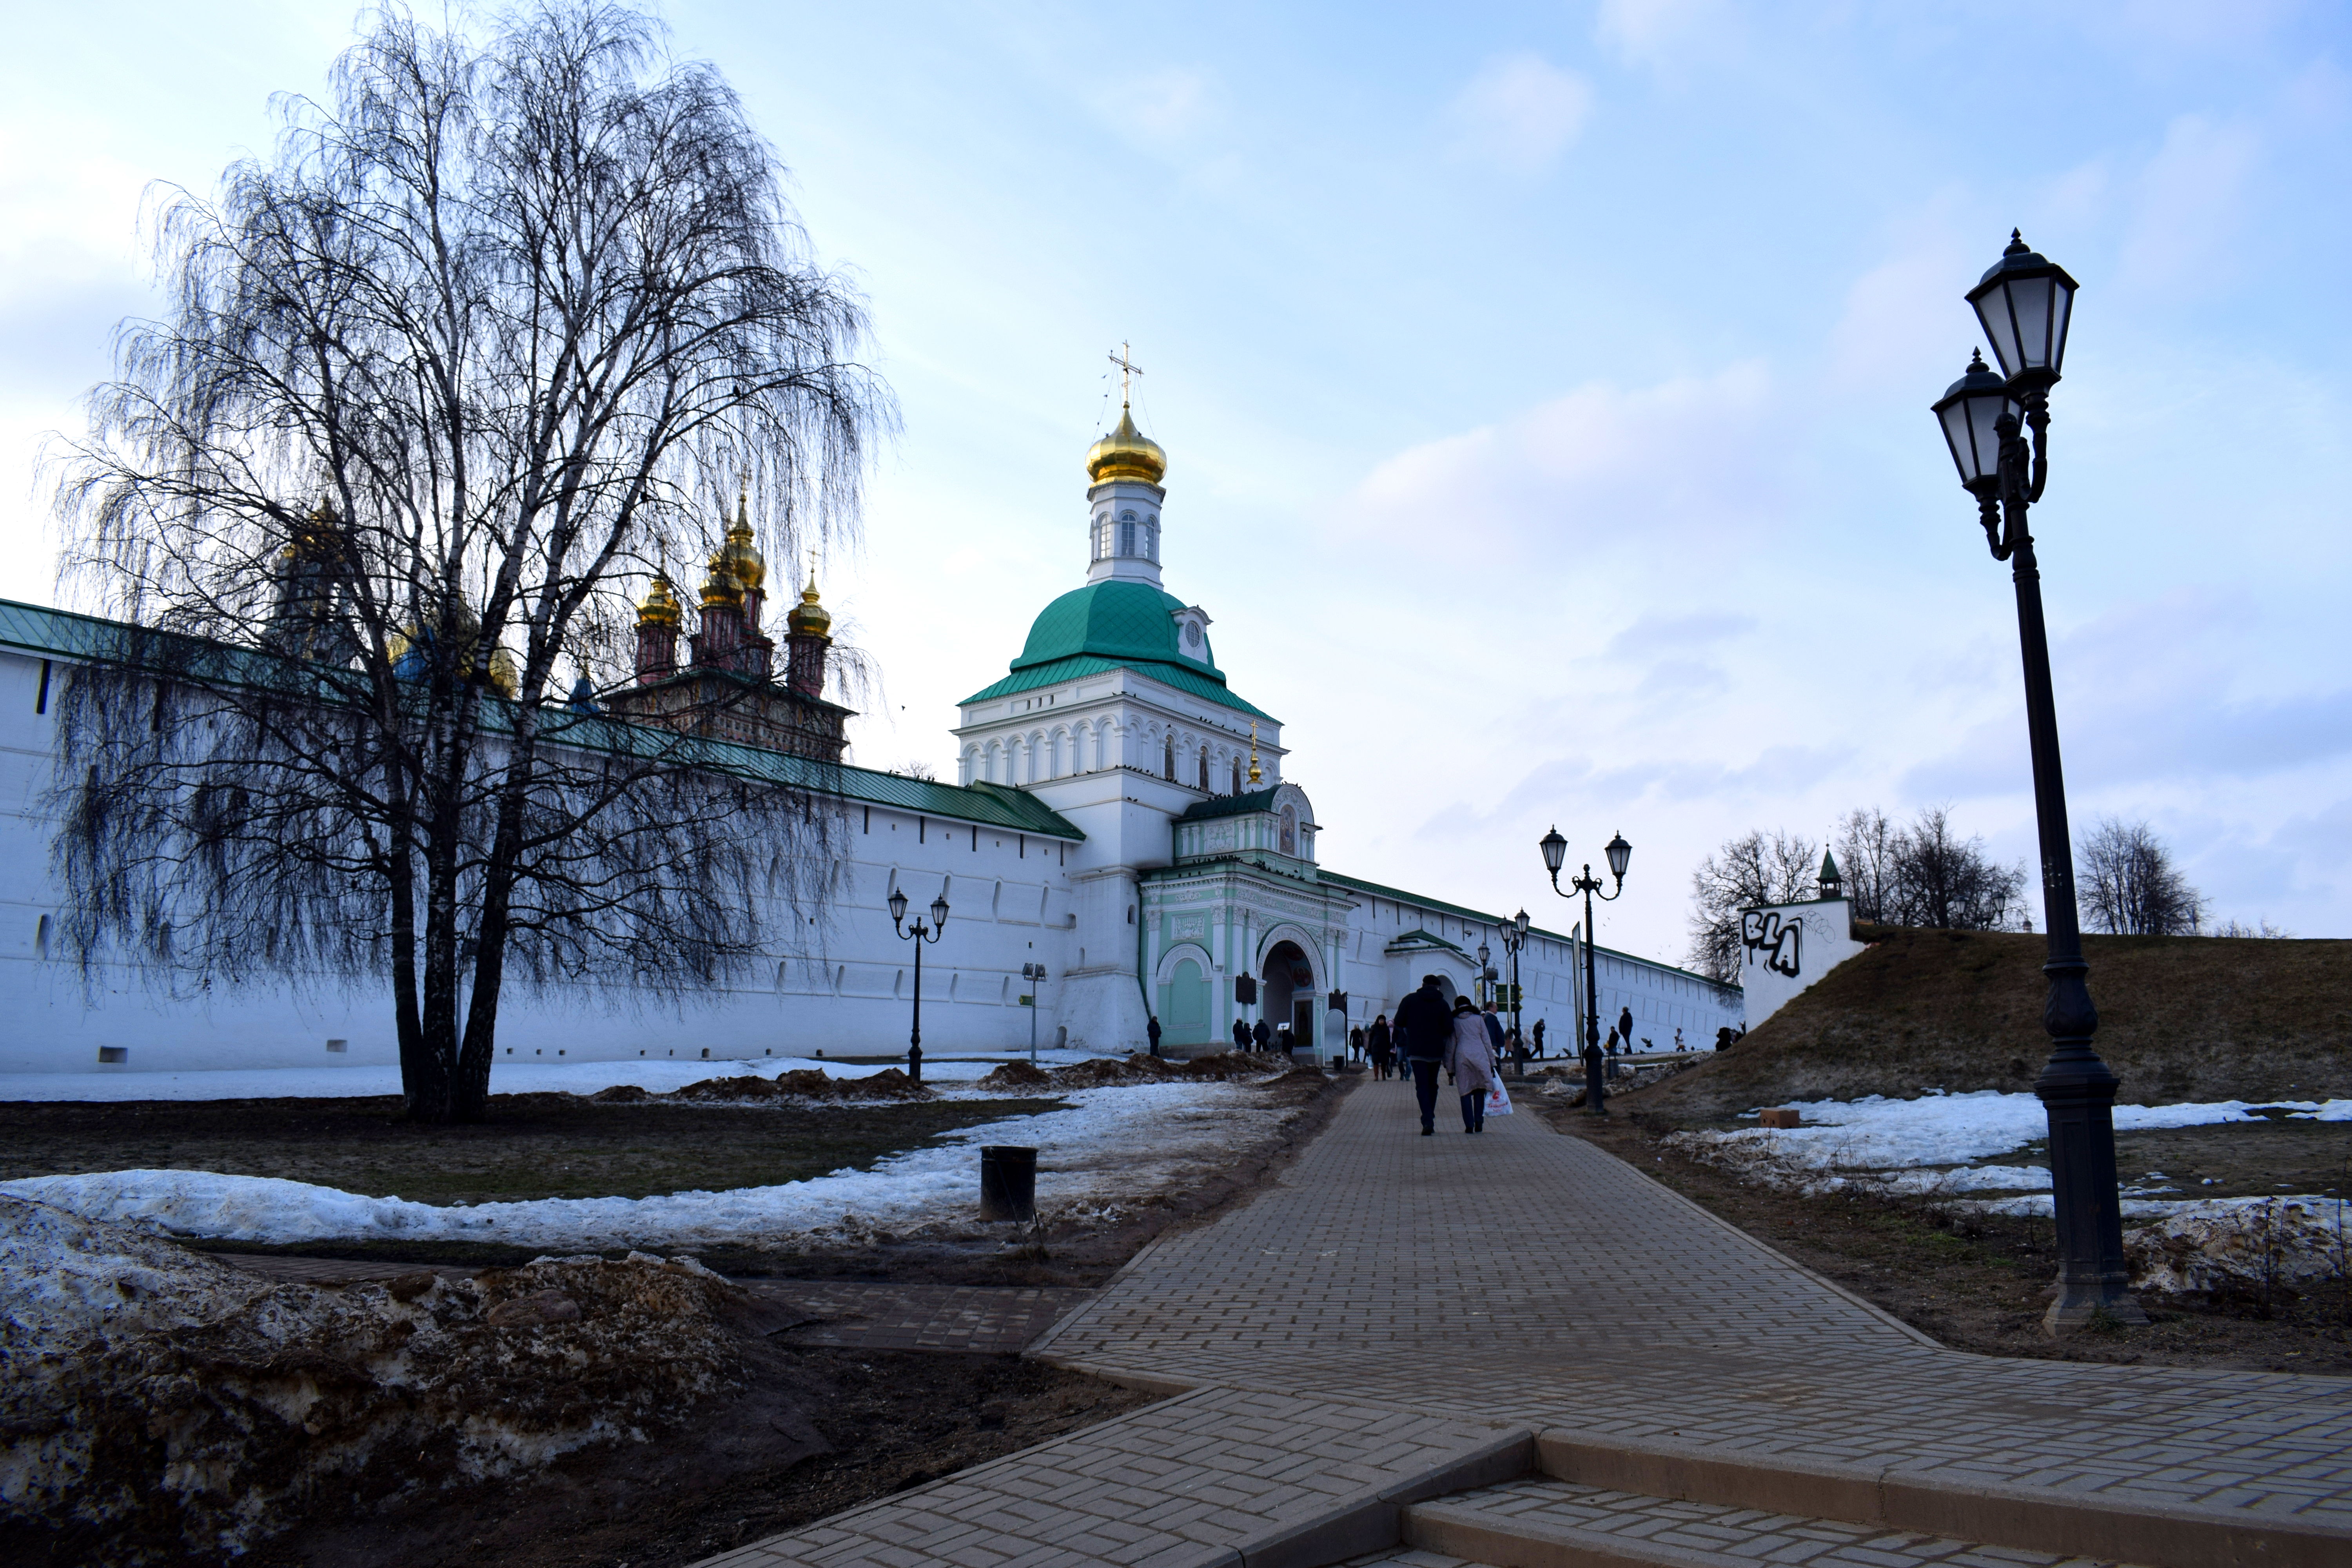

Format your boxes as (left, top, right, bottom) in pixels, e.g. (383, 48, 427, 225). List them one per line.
(1251, 1017, 1270, 1052)
(1232, 1016, 1252, 1053)
(1394, 975, 1454, 1136)
(1617, 1007, 1635, 1055)
(1147, 1015, 1162, 1057)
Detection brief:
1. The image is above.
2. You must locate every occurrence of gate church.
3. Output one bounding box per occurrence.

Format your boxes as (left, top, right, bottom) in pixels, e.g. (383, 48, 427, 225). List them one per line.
(0, 388, 1740, 1074)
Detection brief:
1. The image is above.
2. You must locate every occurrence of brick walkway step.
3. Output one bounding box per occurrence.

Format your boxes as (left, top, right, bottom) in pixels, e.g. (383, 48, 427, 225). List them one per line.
(1398, 1476, 2127, 1568)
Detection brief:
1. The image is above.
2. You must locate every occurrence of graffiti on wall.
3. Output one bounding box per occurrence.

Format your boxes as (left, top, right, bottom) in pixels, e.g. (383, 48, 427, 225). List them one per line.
(1741, 910, 1803, 978)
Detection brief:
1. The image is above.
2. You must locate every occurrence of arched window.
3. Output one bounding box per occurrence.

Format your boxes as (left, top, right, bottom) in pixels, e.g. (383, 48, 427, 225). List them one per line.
(1197, 748, 1209, 790)
(1163, 733, 1176, 779)
(1280, 805, 1297, 855)
(1120, 510, 1137, 556)
(1231, 759, 1243, 794)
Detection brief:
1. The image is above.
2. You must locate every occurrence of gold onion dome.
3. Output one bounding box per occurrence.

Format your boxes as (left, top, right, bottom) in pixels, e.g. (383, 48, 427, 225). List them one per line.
(637, 576, 681, 628)
(787, 578, 831, 637)
(700, 551, 744, 608)
(719, 486, 764, 592)
(1084, 404, 1167, 486)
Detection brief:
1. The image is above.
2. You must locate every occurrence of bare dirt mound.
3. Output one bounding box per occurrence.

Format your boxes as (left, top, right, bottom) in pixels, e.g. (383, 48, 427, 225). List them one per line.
(659, 1067, 935, 1103)
(974, 1051, 1274, 1092)
(1631, 929, 2352, 1122)
(2, 1196, 761, 1564)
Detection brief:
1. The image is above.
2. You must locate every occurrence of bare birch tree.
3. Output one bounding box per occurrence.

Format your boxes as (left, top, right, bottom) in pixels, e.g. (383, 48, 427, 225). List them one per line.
(2079, 817, 2204, 935)
(49, 2, 893, 1122)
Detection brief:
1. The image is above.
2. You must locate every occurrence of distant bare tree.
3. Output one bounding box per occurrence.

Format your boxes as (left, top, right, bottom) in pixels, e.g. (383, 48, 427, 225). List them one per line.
(1883, 805, 2027, 930)
(50, 3, 892, 1122)
(2079, 818, 2203, 935)
(1833, 806, 1896, 923)
(2209, 917, 2293, 938)
(1686, 828, 1818, 983)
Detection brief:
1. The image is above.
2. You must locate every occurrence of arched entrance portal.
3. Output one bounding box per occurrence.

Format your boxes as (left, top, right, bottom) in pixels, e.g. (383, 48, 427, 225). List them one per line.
(1261, 940, 1316, 1049)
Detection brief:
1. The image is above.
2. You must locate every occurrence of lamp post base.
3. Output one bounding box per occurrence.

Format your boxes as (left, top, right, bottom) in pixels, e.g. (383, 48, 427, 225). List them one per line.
(2043, 1283, 2148, 1335)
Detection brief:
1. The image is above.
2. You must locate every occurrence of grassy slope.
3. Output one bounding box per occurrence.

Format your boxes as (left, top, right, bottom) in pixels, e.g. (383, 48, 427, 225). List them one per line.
(1633, 929, 2352, 1122)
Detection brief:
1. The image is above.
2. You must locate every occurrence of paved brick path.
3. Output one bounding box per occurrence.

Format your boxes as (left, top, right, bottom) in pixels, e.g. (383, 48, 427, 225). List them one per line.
(708, 1081, 2352, 1568)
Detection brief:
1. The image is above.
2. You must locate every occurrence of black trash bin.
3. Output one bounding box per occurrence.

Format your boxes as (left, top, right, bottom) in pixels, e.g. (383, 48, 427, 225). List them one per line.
(979, 1145, 1037, 1222)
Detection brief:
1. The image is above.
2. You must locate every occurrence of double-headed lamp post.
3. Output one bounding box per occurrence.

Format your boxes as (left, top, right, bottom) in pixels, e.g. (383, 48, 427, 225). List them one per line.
(1497, 910, 1531, 1075)
(1538, 828, 1630, 1112)
(1931, 230, 2142, 1332)
(887, 887, 949, 1085)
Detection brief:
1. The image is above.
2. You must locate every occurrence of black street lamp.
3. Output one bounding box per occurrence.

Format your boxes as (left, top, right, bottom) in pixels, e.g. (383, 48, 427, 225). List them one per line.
(1931, 231, 2142, 1333)
(1020, 962, 1048, 1064)
(1494, 910, 1531, 1076)
(1539, 827, 1630, 1113)
(887, 887, 949, 1084)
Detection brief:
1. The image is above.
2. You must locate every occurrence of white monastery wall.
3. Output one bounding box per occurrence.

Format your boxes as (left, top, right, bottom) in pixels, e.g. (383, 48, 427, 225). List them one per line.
(1737, 895, 1867, 1030)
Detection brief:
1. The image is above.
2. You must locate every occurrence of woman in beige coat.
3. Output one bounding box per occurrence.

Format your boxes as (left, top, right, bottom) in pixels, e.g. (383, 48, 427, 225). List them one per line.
(1443, 995, 1499, 1134)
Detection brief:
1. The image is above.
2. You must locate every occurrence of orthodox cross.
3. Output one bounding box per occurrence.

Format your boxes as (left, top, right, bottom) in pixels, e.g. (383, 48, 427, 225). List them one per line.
(1109, 342, 1144, 407)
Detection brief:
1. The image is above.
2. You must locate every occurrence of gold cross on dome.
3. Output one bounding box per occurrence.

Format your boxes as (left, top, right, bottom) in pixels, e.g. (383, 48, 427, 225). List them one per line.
(1109, 341, 1144, 406)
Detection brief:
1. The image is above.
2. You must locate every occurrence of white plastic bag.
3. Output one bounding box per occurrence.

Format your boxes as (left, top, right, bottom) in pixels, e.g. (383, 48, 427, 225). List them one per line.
(1484, 1082, 1513, 1116)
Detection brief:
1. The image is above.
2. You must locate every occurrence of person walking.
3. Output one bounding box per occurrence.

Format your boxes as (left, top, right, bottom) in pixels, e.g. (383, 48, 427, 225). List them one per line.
(1617, 1006, 1635, 1056)
(1349, 1024, 1366, 1066)
(1447, 995, 1500, 1133)
(1231, 1016, 1251, 1054)
(1394, 975, 1453, 1136)
(1481, 999, 1510, 1081)
(1531, 1017, 1546, 1058)
(1674, 1026, 1686, 1053)
(1146, 1015, 1162, 1058)
(1252, 1016, 1270, 1053)
(1368, 1013, 1394, 1080)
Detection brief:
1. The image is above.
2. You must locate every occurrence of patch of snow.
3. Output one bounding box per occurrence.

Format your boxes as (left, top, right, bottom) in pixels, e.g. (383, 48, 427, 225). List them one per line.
(1703, 1092, 2352, 1173)
(0, 1080, 1290, 1249)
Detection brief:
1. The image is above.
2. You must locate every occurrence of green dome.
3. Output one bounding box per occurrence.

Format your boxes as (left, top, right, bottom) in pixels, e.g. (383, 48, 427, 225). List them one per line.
(1010, 581, 1218, 675)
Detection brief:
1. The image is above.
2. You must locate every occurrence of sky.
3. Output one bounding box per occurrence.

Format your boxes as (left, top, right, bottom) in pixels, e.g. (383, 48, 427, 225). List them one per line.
(2, 0, 2347, 965)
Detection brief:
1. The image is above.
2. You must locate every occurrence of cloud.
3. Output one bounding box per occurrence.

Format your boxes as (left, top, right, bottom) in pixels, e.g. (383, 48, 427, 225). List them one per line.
(1594, 0, 1737, 69)
(1605, 609, 1757, 657)
(1446, 53, 1593, 173)
(2117, 113, 2262, 298)
(1348, 362, 1777, 557)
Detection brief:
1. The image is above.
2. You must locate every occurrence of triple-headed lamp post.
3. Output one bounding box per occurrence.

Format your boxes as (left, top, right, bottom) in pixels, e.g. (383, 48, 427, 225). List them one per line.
(887, 887, 950, 1085)
(1538, 828, 1630, 1112)
(1931, 231, 2142, 1332)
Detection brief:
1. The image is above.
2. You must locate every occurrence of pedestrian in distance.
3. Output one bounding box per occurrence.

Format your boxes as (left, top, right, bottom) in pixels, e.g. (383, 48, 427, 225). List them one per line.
(1581, 1030, 1608, 1115)
(1231, 1016, 1251, 1054)
(1368, 1013, 1394, 1080)
(1349, 1024, 1366, 1065)
(1394, 975, 1453, 1136)
(1617, 1006, 1635, 1055)
(1674, 1026, 1685, 1053)
(1147, 1014, 1162, 1058)
(1481, 998, 1509, 1080)
(1277, 1024, 1294, 1059)
(1252, 1016, 1271, 1053)
(1531, 1017, 1546, 1058)
(1448, 995, 1500, 1134)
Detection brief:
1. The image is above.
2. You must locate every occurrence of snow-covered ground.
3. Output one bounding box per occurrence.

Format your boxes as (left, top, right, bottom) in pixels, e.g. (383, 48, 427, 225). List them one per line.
(0, 1051, 1099, 1103)
(0, 1079, 1293, 1249)
(1691, 1091, 2350, 1194)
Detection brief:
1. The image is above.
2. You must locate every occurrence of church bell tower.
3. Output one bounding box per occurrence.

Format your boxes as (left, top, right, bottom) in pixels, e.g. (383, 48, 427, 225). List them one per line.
(1083, 347, 1168, 586)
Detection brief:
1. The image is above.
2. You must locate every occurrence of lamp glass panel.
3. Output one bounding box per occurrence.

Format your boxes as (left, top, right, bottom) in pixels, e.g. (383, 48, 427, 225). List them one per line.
(2049, 283, 2074, 377)
(1967, 395, 2011, 481)
(1938, 398, 1983, 484)
(930, 895, 950, 928)
(887, 888, 908, 923)
(2010, 276, 2053, 369)
(1973, 286, 2021, 379)
(1539, 828, 1567, 875)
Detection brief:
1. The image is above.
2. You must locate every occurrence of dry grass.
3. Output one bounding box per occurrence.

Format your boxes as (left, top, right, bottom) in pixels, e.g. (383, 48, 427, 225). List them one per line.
(1641, 929, 2352, 1121)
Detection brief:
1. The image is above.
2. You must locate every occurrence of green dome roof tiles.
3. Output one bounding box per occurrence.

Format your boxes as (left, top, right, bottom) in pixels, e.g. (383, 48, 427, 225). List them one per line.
(1009, 581, 1219, 675)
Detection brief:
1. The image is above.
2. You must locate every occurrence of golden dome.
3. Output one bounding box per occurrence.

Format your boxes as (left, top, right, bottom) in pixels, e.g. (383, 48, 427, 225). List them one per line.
(719, 485, 764, 591)
(700, 550, 743, 608)
(636, 576, 681, 628)
(787, 577, 831, 637)
(1084, 404, 1167, 486)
